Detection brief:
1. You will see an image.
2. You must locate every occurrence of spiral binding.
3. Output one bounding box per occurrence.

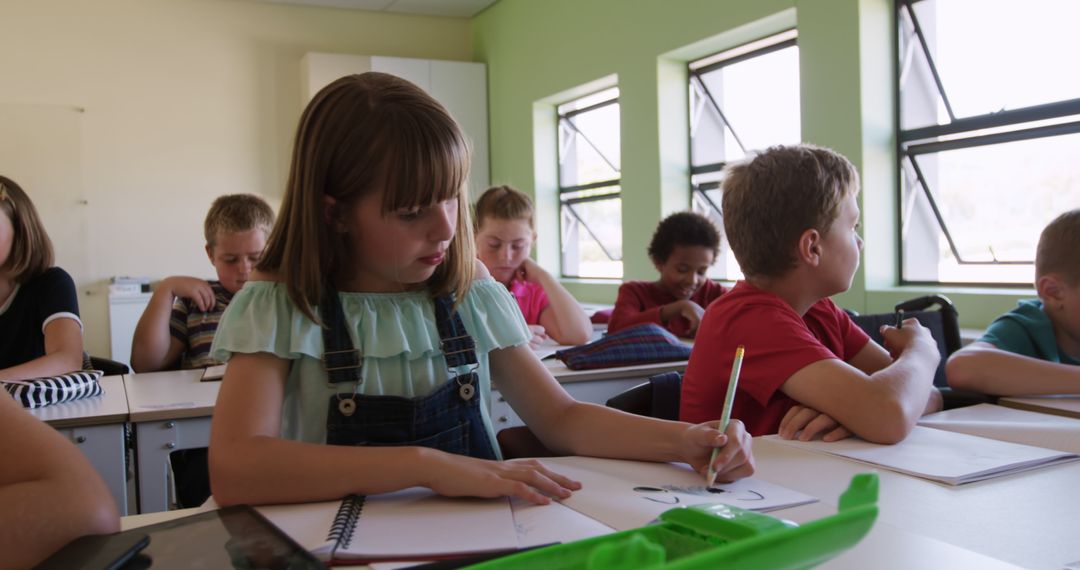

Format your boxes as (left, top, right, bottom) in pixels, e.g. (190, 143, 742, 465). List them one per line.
(327, 494, 365, 555)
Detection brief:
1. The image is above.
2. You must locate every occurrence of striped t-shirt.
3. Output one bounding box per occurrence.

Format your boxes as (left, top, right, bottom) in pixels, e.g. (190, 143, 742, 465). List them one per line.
(169, 280, 234, 369)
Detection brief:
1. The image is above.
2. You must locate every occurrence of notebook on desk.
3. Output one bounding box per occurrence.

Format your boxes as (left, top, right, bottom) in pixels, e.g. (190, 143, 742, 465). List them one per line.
(258, 487, 521, 564)
(537, 456, 818, 531)
(199, 364, 227, 382)
(918, 403, 1080, 454)
(766, 426, 1080, 485)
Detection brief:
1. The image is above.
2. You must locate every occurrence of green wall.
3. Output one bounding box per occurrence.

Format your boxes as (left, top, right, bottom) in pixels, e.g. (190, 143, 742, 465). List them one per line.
(472, 0, 1029, 329)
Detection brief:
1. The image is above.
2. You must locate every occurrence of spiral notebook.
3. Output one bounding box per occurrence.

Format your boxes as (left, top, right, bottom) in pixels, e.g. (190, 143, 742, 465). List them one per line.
(258, 487, 520, 563)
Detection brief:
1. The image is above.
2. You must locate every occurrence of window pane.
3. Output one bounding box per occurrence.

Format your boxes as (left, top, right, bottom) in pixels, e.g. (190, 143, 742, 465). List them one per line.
(901, 130, 1080, 284)
(688, 33, 799, 282)
(691, 170, 744, 282)
(692, 45, 800, 166)
(558, 98, 621, 188)
(900, 0, 1080, 125)
(561, 193, 622, 279)
(559, 88, 622, 279)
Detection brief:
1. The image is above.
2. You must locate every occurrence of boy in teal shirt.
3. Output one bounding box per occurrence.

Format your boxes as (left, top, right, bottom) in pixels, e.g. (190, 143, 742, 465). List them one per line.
(947, 209, 1080, 395)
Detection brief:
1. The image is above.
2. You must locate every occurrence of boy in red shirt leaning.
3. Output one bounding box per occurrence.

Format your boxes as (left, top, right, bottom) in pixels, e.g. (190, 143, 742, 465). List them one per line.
(608, 212, 727, 338)
(680, 145, 942, 444)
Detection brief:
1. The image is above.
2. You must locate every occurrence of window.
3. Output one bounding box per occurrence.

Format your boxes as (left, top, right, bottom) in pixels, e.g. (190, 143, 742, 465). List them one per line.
(558, 88, 622, 278)
(897, 0, 1080, 285)
(688, 30, 800, 280)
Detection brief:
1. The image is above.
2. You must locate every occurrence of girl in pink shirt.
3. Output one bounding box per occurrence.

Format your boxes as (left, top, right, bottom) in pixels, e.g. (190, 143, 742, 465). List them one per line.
(474, 186, 592, 347)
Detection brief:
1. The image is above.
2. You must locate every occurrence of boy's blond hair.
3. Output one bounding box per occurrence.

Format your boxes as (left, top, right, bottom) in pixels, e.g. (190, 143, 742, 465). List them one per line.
(721, 145, 859, 279)
(1036, 208, 1080, 285)
(203, 194, 275, 247)
(473, 185, 534, 231)
(0, 175, 54, 284)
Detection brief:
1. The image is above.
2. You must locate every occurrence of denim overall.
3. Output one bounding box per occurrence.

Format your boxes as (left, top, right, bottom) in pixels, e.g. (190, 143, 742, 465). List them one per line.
(320, 290, 498, 460)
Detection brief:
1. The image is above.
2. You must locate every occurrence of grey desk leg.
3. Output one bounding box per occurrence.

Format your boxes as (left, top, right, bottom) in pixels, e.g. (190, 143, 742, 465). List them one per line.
(133, 416, 212, 514)
(60, 424, 128, 516)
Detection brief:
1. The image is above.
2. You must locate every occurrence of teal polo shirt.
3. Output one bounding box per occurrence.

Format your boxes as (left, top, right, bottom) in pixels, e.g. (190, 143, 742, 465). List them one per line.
(979, 299, 1080, 365)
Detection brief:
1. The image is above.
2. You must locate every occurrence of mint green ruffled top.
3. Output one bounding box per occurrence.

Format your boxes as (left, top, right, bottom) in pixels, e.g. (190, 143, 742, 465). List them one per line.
(210, 278, 531, 452)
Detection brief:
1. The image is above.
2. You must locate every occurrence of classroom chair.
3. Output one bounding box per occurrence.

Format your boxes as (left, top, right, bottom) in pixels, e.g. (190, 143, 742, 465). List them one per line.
(604, 371, 683, 420)
(496, 426, 559, 460)
(847, 295, 993, 410)
(498, 371, 684, 458)
(88, 355, 130, 376)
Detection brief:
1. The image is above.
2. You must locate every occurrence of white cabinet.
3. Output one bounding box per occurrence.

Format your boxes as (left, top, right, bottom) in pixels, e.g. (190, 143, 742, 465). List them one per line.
(108, 292, 151, 367)
(300, 53, 489, 199)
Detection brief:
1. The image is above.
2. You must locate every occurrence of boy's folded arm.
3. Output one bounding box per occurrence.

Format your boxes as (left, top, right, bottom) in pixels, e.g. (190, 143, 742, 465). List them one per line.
(781, 348, 938, 444)
(947, 342, 1080, 396)
(130, 283, 186, 372)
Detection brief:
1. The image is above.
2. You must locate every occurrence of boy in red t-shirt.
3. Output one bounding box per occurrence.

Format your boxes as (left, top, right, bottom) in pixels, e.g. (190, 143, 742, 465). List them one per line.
(609, 212, 727, 338)
(680, 145, 942, 443)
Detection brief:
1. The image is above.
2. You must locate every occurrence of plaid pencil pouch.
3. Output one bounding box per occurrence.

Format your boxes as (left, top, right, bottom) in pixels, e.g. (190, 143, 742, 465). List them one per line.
(2, 369, 104, 409)
(554, 324, 692, 370)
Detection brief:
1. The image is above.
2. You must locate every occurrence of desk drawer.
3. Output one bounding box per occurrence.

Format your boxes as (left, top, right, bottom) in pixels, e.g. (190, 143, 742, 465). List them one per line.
(489, 391, 524, 429)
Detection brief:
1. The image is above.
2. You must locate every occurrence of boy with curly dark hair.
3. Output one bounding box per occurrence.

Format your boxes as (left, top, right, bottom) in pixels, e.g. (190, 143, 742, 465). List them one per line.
(608, 211, 726, 338)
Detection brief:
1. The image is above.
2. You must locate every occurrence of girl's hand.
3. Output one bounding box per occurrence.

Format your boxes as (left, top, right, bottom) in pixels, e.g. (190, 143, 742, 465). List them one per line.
(527, 324, 549, 349)
(778, 405, 853, 442)
(518, 257, 550, 285)
(680, 419, 755, 484)
(418, 452, 581, 505)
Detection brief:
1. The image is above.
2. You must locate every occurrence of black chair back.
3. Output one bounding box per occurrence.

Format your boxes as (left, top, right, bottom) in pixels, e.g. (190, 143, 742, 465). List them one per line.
(848, 295, 958, 388)
(848, 295, 990, 409)
(605, 371, 683, 420)
(88, 355, 130, 376)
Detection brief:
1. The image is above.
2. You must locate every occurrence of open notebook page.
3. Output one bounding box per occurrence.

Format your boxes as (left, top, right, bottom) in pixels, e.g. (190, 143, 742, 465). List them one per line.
(918, 403, 1080, 454)
(536, 456, 817, 531)
(765, 426, 1079, 485)
(258, 488, 518, 562)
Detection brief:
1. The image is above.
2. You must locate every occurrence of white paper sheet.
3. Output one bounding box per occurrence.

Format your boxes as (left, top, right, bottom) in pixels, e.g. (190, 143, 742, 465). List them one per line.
(538, 456, 817, 531)
(918, 404, 1080, 454)
(765, 426, 1080, 485)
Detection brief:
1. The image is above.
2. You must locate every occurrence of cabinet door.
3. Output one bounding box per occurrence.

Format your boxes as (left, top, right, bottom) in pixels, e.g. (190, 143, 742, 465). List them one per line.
(430, 60, 489, 196)
(371, 56, 432, 92)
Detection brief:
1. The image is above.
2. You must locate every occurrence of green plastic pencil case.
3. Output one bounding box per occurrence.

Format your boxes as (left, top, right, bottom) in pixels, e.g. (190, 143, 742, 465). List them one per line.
(466, 473, 879, 570)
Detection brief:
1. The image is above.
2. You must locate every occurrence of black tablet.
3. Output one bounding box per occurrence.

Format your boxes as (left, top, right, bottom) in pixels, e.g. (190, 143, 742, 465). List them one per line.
(53, 505, 323, 569)
(37, 531, 149, 570)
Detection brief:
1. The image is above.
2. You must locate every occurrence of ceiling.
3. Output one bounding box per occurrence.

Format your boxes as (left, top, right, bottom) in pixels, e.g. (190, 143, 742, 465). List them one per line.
(258, 0, 499, 18)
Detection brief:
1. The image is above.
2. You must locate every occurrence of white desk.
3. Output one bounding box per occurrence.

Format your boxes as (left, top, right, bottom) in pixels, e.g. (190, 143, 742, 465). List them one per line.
(28, 375, 130, 515)
(999, 395, 1080, 420)
(752, 437, 1080, 570)
(119, 460, 1023, 570)
(124, 369, 220, 514)
(121, 359, 687, 513)
(489, 359, 688, 430)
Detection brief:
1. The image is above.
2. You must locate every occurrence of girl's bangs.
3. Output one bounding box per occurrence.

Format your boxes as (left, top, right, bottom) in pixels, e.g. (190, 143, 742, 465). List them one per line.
(380, 116, 470, 213)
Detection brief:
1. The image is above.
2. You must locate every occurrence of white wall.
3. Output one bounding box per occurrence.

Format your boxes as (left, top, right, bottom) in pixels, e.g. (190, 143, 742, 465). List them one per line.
(0, 0, 473, 357)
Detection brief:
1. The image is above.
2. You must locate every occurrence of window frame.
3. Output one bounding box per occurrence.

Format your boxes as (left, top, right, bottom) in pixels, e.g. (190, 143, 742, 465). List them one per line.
(894, 0, 1080, 287)
(556, 90, 623, 279)
(687, 29, 800, 281)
